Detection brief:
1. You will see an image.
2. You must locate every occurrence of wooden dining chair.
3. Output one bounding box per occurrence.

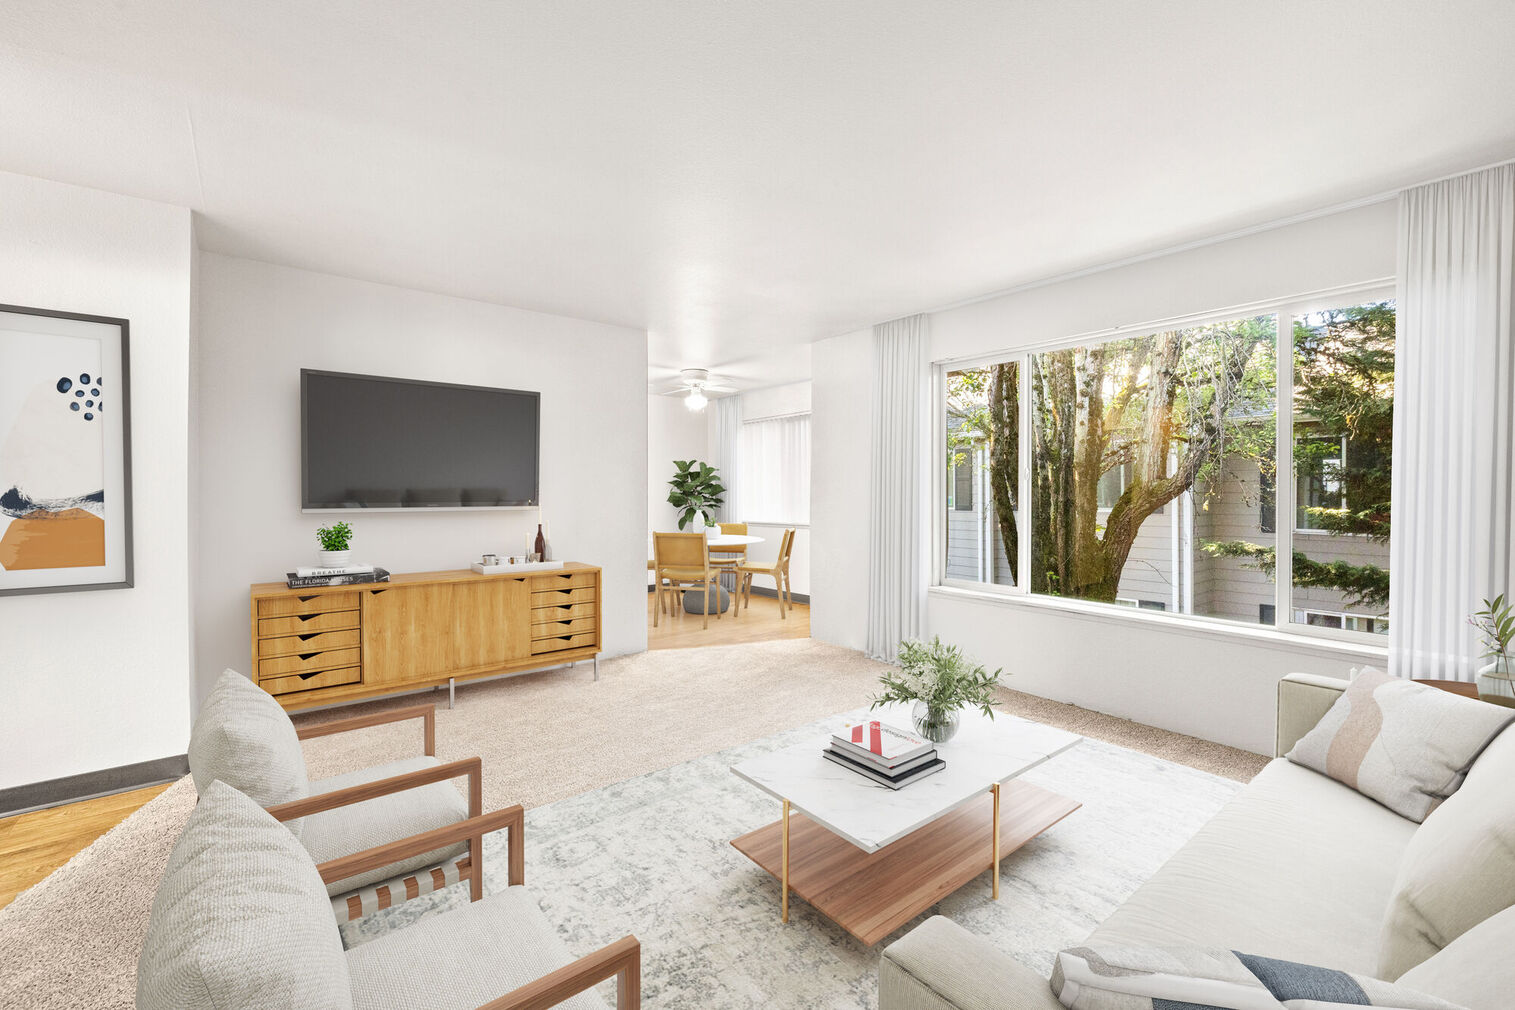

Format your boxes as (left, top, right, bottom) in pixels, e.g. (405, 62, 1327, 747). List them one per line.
(653, 531, 722, 630)
(738, 528, 796, 618)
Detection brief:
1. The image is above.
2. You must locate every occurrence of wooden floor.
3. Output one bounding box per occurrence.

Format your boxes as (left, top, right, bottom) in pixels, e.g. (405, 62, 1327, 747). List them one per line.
(0, 782, 172, 909)
(647, 587, 810, 650)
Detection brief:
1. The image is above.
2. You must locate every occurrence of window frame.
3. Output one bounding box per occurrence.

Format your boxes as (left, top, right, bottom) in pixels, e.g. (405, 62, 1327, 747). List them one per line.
(931, 280, 1395, 646)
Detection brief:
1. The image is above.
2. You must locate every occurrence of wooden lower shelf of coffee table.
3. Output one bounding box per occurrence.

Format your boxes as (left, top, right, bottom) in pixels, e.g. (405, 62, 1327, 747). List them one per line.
(730, 779, 1079, 946)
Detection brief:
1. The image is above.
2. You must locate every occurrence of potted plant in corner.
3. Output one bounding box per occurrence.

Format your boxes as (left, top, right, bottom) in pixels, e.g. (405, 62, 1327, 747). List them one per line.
(871, 637, 1004, 743)
(1470, 594, 1515, 707)
(666, 460, 726, 534)
(316, 521, 354, 567)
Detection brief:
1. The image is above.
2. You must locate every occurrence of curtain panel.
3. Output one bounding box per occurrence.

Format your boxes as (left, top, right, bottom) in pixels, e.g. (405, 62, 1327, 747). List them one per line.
(713, 395, 743, 524)
(739, 414, 810, 524)
(866, 314, 930, 661)
(1390, 163, 1515, 679)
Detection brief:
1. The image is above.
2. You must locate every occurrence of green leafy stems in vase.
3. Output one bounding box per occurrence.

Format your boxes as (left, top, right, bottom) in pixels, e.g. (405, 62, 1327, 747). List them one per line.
(1469, 594, 1515, 708)
(870, 636, 1004, 744)
(666, 459, 726, 531)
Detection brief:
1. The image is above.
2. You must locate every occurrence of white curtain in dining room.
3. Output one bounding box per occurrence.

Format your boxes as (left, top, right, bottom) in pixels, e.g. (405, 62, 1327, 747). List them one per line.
(739, 414, 810, 523)
(866, 313, 929, 662)
(1390, 162, 1515, 680)
(713, 395, 743, 523)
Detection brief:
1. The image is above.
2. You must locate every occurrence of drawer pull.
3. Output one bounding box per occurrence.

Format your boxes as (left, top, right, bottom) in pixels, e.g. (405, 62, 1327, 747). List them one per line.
(299, 670, 321, 680)
(299, 652, 319, 660)
(370, 588, 387, 595)
(299, 633, 317, 641)
(299, 613, 319, 623)
(299, 595, 319, 603)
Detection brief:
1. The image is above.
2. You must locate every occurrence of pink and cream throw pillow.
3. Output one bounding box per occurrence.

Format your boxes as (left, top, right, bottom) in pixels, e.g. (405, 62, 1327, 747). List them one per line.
(1286, 667, 1514, 822)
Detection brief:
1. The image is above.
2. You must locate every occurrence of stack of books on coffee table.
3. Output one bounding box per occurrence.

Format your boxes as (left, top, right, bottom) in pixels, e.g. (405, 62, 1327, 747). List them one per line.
(822, 719, 945, 790)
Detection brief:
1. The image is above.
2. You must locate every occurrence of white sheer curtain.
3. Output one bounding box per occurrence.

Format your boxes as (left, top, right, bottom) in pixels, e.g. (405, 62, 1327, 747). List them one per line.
(866, 314, 930, 661)
(1390, 163, 1515, 680)
(739, 414, 810, 523)
(713, 395, 743, 524)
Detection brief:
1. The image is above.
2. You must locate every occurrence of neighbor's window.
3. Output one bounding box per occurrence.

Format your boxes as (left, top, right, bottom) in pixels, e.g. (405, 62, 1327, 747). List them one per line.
(936, 298, 1395, 641)
(738, 413, 811, 524)
(944, 361, 1018, 586)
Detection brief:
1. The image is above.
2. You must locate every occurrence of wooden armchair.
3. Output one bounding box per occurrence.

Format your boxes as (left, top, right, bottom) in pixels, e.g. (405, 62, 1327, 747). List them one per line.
(737, 527, 796, 617)
(137, 780, 640, 1010)
(188, 670, 475, 920)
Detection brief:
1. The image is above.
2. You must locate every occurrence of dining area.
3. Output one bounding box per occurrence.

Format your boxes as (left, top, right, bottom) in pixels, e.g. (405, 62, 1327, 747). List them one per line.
(647, 523, 803, 646)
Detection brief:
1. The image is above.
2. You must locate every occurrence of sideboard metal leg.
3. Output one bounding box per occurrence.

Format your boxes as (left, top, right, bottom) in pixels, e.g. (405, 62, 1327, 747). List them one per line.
(593, 655, 600, 681)
(449, 677, 455, 710)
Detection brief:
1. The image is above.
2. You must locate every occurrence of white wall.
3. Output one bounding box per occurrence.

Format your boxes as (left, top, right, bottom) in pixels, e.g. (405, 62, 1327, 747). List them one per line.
(0, 171, 194, 788)
(810, 201, 1399, 753)
(194, 255, 647, 705)
(811, 328, 873, 649)
(648, 394, 709, 535)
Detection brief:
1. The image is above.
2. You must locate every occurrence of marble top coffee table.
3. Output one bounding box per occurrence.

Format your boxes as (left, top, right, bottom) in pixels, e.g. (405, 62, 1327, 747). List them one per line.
(730, 704, 1082, 945)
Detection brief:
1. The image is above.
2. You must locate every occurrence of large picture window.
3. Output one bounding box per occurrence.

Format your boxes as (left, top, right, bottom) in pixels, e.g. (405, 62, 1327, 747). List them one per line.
(937, 297, 1394, 640)
(739, 413, 811, 524)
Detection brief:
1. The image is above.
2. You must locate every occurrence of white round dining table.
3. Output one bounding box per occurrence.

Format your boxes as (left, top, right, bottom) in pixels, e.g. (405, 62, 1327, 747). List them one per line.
(705, 533, 765, 549)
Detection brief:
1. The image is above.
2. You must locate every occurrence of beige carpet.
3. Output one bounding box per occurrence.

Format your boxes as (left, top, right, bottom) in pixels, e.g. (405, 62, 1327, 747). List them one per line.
(0, 639, 1266, 1008)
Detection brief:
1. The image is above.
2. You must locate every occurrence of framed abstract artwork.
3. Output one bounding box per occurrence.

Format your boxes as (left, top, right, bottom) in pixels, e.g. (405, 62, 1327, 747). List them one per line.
(0, 304, 133, 596)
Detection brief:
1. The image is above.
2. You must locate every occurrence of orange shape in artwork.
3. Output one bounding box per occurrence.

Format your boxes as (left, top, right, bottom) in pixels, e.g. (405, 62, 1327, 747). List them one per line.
(0, 509, 106, 570)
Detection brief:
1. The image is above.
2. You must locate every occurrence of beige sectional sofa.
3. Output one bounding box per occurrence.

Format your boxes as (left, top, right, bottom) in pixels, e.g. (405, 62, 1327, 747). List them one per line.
(879, 672, 1514, 1010)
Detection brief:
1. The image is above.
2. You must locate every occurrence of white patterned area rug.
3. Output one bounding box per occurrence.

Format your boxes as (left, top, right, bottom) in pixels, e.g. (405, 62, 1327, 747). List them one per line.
(342, 709, 1242, 1009)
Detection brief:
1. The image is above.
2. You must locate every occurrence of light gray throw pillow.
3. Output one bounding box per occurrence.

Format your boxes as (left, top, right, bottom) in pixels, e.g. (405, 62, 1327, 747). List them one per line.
(1286, 667, 1514, 822)
(188, 668, 310, 836)
(1378, 722, 1515, 979)
(136, 781, 353, 1010)
(1398, 903, 1515, 1009)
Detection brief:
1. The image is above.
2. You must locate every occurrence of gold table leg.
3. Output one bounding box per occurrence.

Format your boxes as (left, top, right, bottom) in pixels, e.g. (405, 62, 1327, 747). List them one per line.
(781, 799, 791, 923)
(991, 782, 1001, 900)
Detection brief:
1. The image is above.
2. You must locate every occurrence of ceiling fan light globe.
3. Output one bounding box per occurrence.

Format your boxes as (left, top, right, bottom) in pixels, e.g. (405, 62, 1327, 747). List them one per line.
(685, 388, 709, 411)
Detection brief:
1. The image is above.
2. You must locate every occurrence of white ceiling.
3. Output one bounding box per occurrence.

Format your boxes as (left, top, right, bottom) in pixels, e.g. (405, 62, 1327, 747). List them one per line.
(3, 2, 1515, 391)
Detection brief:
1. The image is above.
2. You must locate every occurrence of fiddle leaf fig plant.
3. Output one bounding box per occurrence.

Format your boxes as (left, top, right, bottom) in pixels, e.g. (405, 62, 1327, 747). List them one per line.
(666, 459, 726, 530)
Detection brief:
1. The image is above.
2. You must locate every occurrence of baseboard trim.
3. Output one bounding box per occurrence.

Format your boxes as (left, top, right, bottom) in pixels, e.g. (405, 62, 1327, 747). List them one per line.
(0, 754, 189, 817)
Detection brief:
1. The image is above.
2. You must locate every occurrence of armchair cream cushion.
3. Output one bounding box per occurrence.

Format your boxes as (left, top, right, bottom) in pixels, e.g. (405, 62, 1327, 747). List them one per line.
(1377, 723, 1515, 979)
(188, 668, 311, 836)
(136, 781, 352, 1010)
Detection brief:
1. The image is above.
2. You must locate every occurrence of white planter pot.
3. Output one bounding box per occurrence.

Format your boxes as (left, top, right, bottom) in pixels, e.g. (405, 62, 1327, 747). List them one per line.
(318, 550, 352, 566)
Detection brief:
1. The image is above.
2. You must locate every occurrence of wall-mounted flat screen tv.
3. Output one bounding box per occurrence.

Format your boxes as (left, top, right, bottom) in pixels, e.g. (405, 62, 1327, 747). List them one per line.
(301, 369, 539, 510)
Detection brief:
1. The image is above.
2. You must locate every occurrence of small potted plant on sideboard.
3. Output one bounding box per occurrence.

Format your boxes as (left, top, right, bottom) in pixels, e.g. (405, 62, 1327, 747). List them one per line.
(316, 521, 354, 567)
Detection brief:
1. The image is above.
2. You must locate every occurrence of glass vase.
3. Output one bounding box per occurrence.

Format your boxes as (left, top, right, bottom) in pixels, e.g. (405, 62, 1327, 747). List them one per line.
(912, 701, 961, 744)
(1477, 658, 1515, 708)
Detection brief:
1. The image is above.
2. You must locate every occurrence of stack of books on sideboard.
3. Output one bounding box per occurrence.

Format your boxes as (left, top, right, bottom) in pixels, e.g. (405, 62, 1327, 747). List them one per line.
(822, 720, 945, 789)
(286, 564, 391, 589)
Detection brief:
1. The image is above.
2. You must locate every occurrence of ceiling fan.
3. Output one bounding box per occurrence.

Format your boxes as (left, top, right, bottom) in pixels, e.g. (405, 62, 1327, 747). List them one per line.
(654, 368, 737, 411)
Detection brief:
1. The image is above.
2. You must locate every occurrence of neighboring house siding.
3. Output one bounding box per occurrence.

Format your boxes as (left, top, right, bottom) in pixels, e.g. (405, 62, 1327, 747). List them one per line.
(945, 451, 1389, 628)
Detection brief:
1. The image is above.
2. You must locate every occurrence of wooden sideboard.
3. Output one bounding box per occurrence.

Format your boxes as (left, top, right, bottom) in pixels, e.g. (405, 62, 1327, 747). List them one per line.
(249, 563, 602, 710)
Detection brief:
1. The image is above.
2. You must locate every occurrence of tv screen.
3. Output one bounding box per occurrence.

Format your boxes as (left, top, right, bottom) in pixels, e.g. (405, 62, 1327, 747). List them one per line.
(301, 370, 539, 509)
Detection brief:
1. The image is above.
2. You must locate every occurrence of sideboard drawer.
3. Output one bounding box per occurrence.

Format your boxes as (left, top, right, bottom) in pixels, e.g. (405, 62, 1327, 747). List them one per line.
(257, 591, 361, 618)
(530, 601, 596, 623)
(530, 618, 596, 640)
(261, 665, 361, 697)
(530, 632, 597, 655)
(530, 587, 596, 607)
(531, 570, 598, 591)
(258, 629, 360, 658)
(259, 647, 361, 679)
(257, 609, 360, 638)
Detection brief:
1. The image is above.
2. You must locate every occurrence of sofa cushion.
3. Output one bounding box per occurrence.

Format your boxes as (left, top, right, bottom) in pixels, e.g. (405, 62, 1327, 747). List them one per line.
(304, 755, 470, 897)
(1286, 667, 1513, 822)
(1088, 758, 1416, 973)
(1398, 903, 1515, 1010)
(136, 781, 352, 1010)
(188, 668, 310, 837)
(345, 885, 607, 1010)
(1378, 722, 1515, 980)
(1050, 945, 1462, 1010)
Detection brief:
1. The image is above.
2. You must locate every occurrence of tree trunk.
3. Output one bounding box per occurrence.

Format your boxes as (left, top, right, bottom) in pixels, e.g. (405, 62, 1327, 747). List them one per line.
(987, 363, 1019, 578)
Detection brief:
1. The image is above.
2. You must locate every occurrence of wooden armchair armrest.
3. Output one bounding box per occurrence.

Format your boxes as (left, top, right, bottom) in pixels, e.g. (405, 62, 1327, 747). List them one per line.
(269, 758, 520, 898)
(313, 804, 525, 893)
(296, 703, 436, 756)
(478, 935, 640, 1010)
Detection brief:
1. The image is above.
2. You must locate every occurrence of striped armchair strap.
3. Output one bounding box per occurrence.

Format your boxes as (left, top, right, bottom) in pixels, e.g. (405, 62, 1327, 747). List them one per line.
(333, 855, 472, 922)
